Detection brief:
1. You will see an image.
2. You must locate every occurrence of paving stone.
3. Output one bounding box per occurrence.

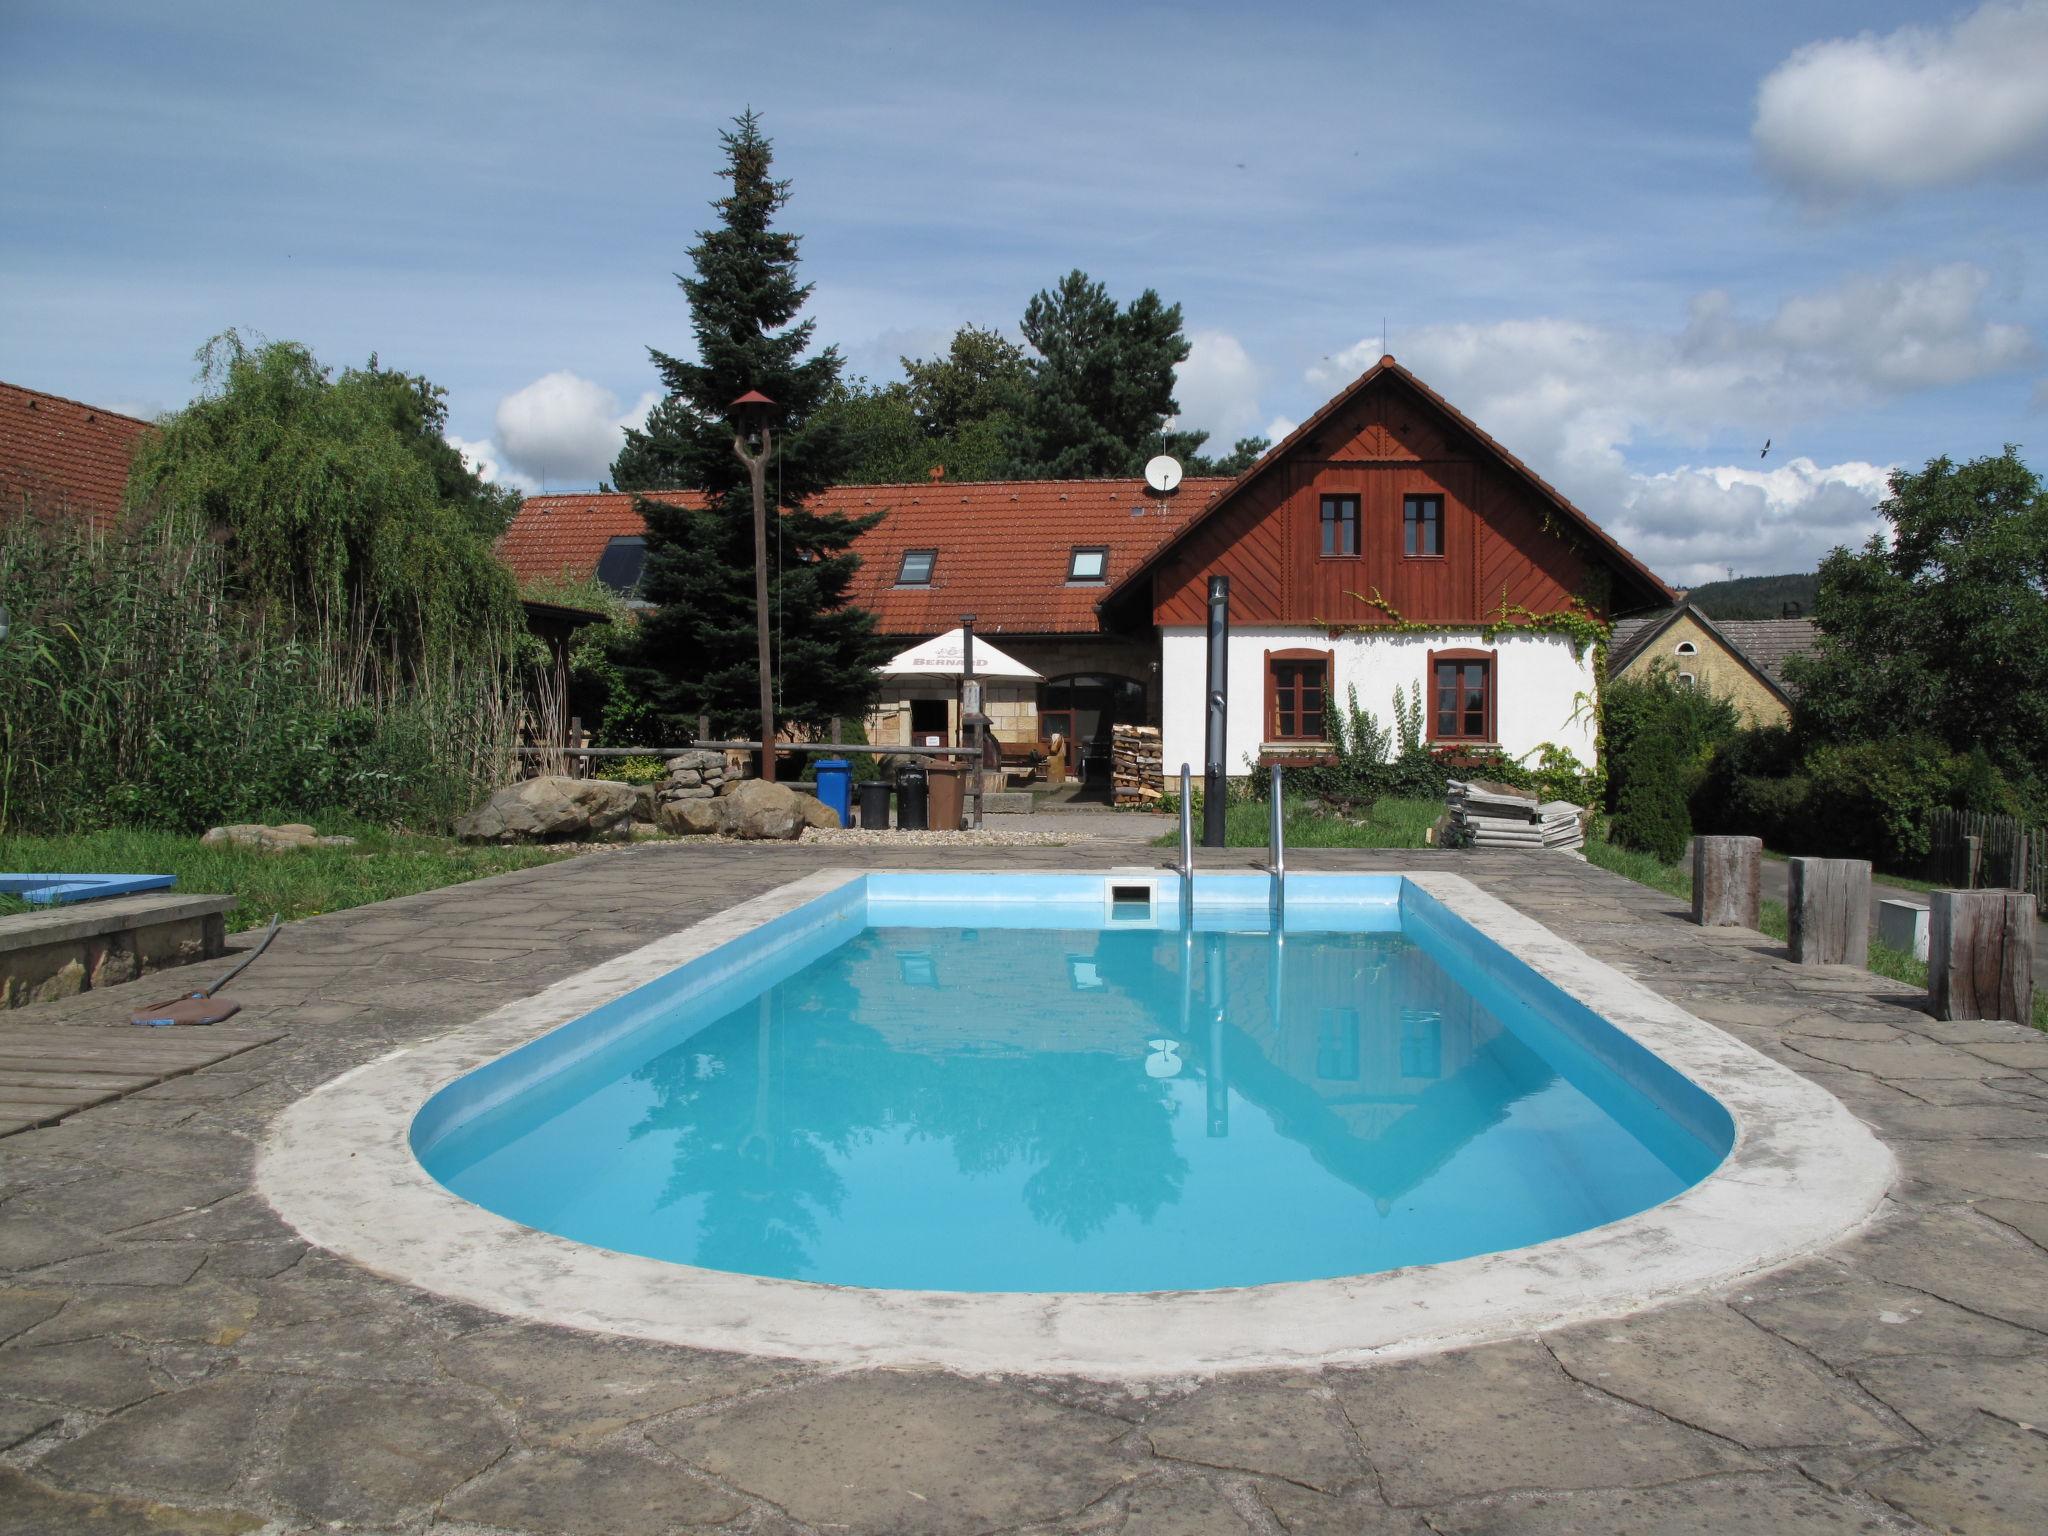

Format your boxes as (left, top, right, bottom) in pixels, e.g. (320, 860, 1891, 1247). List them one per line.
(1779, 1011, 1907, 1042)
(1115, 1475, 1255, 1534)
(1863, 1102, 2048, 1140)
(1547, 1303, 1908, 1452)
(15, 1173, 246, 1236)
(437, 1324, 796, 1447)
(24, 1279, 260, 1347)
(1896, 1076, 2048, 1108)
(1736, 1276, 2041, 1365)
(0, 1468, 264, 1536)
(0, 1395, 59, 1450)
(649, 1371, 1139, 1536)
(0, 1212, 107, 1272)
(1894, 1140, 2048, 1202)
(0, 1285, 65, 1344)
(439, 1441, 744, 1535)
(1788, 1036, 2010, 1080)
(1146, 1382, 1366, 1492)
(231, 1306, 442, 1380)
(1851, 1353, 2048, 1440)
(1960, 1040, 2048, 1070)
(1326, 1340, 1751, 1506)
(0, 1335, 165, 1410)
(38, 1373, 282, 1497)
(1975, 1197, 2048, 1252)
(1842, 1205, 2048, 1333)
(1253, 1481, 1425, 1534)
(199, 1240, 306, 1280)
(1861, 1413, 2048, 1535)
(38, 1243, 210, 1288)
(1421, 1473, 1902, 1534)
(267, 1379, 509, 1526)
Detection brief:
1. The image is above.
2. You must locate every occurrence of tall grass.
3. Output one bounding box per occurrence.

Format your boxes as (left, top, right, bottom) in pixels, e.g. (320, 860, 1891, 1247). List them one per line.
(1156, 796, 1444, 850)
(0, 515, 529, 834)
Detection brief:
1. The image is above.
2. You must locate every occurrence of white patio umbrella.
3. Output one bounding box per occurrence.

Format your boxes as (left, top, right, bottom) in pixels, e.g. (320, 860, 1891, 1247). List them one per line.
(878, 628, 1042, 682)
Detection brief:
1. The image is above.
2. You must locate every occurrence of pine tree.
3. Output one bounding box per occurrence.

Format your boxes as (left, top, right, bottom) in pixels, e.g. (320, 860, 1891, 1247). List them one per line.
(611, 111, 885, 736)
(1011, 271, 1204, 478)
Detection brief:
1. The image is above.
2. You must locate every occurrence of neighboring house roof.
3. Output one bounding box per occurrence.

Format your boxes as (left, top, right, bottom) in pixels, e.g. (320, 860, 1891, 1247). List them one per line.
(1106, 355, 1675, 616)
(495, 478, 1232, 637)
(0, 381, 154, 527)
(1608, 601, 1821, 700)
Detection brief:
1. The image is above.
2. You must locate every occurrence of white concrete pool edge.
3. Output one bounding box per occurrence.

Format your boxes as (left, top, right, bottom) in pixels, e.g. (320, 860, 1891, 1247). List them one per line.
(256, 868, 1895, 1379)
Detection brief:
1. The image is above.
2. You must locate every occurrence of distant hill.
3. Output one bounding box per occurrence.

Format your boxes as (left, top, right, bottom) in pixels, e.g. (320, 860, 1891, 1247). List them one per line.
(1681, 573, 1819, 621)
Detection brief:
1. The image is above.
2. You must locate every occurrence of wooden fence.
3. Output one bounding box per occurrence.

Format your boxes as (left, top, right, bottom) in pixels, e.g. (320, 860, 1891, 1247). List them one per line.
(1928, 808, 2045, 913)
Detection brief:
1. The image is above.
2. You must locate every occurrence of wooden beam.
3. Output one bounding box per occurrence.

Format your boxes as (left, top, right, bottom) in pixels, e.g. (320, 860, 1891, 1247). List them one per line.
(1930, 889, 2034, 1024)
(1788, 857, 1870, 966)
(1692, 836, 1761, 929)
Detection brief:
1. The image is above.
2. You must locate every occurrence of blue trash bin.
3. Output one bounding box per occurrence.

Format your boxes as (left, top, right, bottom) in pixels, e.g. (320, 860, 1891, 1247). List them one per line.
(814, 758, 852, 828)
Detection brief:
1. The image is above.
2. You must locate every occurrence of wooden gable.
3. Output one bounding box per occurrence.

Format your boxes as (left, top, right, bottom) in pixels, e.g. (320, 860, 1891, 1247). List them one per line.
(1145, 362, 1667, 628)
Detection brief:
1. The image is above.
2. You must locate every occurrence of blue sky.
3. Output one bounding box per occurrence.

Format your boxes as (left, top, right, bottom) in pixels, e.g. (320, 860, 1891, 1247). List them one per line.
(5, 1, 2045, 584)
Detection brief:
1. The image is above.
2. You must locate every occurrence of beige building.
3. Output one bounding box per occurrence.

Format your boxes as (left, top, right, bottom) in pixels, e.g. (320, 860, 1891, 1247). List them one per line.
(1608, 604, 1818, 727)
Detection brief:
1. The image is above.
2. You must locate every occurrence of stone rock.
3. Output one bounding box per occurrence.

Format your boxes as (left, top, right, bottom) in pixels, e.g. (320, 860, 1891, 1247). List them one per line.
(670, 767, 704, 788)
(201, 823, 317, 852)
(719, 778, 806, 840)
(630, 784, 656, 821)
(453, 776, 638, 844)
(799, 790, 842, 830)
(657, 797, 732, 836)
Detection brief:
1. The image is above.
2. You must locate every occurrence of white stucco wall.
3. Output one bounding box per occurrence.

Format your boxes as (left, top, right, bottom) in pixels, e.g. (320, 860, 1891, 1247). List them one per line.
(1159, 626, 1599, 776)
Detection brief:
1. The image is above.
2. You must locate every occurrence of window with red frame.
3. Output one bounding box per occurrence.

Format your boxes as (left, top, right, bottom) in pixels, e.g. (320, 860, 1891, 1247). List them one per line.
(1431, 655, 1492, 741)
(1268, 653, 1330, 741)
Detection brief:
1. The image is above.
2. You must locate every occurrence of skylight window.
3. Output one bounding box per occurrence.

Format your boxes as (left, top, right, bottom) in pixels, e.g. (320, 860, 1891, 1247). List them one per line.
(1068, 546, 1108, 582)
(898, 549, 936, 585)
(595, 535, 646, 598)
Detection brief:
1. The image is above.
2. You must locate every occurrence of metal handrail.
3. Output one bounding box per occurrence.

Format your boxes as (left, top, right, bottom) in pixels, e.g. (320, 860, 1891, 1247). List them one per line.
(1267, 763, 1285, 880)
(1177, 762, 1195, 924)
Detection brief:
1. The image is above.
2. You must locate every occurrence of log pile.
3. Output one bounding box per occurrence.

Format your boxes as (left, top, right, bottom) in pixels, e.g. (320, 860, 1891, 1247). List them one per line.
(1446, 779, 1585, 851)
(1112, 724, 1165, 805)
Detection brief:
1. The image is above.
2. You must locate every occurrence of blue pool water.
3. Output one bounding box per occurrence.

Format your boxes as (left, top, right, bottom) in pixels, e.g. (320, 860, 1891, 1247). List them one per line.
(414, 875, 1732, 1293)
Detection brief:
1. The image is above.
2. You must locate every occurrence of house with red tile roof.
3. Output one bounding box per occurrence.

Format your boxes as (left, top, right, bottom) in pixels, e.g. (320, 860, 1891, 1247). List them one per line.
(496, 356, 1674, 779)
(0, 381, 154, 527)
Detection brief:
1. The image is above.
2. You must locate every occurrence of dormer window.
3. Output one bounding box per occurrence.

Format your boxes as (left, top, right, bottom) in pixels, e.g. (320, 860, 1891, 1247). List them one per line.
(1067, 546, 1108, 583)
(1675, 640, 1698, 656)
(596, 535, 646, 598)
(897, 549, 936, 585)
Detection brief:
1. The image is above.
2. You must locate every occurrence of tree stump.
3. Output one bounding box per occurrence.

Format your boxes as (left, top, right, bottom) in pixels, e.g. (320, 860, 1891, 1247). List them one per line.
(1788, 857, 1870, 966)
(1930, 889, 2035, 1024)
(1692, 836, 1761, 928)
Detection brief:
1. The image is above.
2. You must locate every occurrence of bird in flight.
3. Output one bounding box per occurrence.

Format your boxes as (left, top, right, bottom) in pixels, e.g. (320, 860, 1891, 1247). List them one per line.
(1760, 439, 1771, 459)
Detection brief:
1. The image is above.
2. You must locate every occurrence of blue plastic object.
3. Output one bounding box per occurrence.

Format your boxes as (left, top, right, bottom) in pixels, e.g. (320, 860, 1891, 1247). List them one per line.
(0, 873, 177, 906)
(813, 758, 852, 828)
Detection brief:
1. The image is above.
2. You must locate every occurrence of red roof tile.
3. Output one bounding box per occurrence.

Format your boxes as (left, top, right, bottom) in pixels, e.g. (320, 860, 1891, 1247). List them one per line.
(496, 479, 1233, 636)
(0, 381, 155, 528)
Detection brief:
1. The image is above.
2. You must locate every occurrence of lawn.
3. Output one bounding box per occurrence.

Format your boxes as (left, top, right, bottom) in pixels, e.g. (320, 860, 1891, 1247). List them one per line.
(1585, 835, 2048, 1032)
(0, 825, 578, 934)
(1155, 795, 1444, 850)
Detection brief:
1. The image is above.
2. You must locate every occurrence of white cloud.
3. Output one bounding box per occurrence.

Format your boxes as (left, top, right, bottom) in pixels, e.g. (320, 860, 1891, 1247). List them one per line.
(1307, 262, 2031, 586)
(1265, 415, 1299, 443)
(491, 371, 662, 489)
(445, 433, 536, 495)
(1172, 330, 1266, 446)
(1754, 1, 2048, 200)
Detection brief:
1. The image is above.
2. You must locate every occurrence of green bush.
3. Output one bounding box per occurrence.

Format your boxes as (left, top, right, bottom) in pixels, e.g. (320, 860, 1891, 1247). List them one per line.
(1603, 664, 1740, 816)
(1800, 737, 1964, 868)
(1611, 726, 1692, 863)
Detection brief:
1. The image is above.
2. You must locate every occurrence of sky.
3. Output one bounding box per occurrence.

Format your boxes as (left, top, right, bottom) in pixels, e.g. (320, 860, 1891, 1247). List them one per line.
(5, 1, 2046, 587)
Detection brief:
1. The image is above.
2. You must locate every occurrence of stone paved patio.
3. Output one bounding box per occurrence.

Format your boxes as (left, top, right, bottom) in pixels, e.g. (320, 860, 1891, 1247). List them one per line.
(2, 833, 2046, 1534)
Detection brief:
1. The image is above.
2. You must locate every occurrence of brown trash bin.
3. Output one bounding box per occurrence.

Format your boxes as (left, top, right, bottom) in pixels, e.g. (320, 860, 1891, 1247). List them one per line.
(925, 761, 966, 831)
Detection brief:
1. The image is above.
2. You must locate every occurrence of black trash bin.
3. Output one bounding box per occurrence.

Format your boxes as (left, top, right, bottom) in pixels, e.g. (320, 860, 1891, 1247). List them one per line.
(857, 779, 893, 830)
(896, 763, 929, 831)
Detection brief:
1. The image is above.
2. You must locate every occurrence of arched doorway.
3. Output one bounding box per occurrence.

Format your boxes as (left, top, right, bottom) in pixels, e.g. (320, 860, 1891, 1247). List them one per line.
(1039, 674, 1147, 788)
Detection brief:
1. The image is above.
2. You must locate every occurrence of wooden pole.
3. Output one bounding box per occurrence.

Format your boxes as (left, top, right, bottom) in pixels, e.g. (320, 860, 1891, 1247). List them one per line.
(738, 426, 776, 782)
(1930, 889, 2034, 1023)
(1788, 857, 1871, 966)
(1691, 836, 1761, 928)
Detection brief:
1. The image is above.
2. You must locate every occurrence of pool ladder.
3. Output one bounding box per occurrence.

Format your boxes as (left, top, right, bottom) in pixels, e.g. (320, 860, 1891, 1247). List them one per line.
(1257, 763, 1286, 919)
(1175, 763, 1195, 924)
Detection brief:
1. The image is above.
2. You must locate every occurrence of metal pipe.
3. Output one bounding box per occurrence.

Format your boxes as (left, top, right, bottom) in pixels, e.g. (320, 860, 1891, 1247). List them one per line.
(1202, 576, 1230, 848)
(1178, 762, 1195, 924)
(1268, 763, 1285, 880)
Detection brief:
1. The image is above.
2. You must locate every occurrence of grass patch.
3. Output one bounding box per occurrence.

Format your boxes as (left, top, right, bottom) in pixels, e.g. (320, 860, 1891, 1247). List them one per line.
(0, 825, 576, 934)
(1155, 796, 1444, 851)
(1589, 836, 2046, 1031)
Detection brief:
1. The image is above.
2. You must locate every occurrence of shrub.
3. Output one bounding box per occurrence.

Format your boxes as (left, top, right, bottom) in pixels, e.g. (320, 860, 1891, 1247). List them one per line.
(1611, 726, 1692, 863)
(1603, 664, 1739, 815)
(1799, 737, 1962, 869)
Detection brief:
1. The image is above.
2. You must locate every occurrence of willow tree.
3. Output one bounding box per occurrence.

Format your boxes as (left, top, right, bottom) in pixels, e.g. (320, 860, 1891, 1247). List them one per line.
(611, 111, 885, 737)
(126, 332, 522, 689)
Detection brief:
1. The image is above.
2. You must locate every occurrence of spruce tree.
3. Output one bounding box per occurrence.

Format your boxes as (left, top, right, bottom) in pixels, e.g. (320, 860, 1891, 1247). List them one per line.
(612, 111, 885, 737)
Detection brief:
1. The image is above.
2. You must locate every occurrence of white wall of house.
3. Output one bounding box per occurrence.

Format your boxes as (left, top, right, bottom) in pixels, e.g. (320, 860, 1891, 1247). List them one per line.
(1159, 626, 1600, 776)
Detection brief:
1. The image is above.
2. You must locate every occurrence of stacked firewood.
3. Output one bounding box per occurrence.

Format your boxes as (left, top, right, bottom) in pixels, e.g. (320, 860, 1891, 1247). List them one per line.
(1112, 724, 1165, 805)
(1446, 779, 1585, 851)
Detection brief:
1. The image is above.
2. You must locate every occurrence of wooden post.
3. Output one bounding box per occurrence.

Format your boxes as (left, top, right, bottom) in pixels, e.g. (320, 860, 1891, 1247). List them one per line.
(1964, 834, 1982, 888)
(1788, 857, 1871, 966)
(1930, 889, 2035, 1023)
(1691, 835, 1761, 928)
(697, 714, 710, 745)
(830, 717, 843, 745)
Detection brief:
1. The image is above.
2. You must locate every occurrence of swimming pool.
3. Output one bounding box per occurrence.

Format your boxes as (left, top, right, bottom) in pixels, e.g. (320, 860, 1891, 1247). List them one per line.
(262, 867, 1891, 1375)
(412, 873, 1732, 1294)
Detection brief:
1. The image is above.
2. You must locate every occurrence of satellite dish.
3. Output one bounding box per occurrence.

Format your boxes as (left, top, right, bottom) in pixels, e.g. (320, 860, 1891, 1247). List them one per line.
(1144, 455, 1183, 493)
